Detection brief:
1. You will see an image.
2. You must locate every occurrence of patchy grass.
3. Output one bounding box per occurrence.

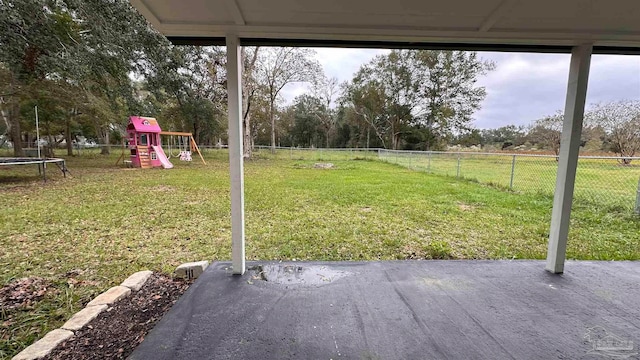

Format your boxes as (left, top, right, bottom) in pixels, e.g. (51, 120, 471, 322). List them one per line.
(381, 151, 640, 210)
(1, 150, 639, 357)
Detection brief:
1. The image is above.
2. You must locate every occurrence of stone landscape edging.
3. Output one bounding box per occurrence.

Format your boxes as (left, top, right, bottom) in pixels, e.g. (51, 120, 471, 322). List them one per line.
(12, 270, 153, 360)
(12, 259, 211, 360)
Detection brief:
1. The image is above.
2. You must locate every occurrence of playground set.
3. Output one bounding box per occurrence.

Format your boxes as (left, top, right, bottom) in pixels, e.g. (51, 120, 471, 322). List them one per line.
(117, 116, 205, 168)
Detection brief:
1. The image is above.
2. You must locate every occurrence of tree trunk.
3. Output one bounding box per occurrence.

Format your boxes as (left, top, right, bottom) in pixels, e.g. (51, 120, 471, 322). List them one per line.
(65, 112, 73, 156)
(620, 150, 633, 165)
(243, 113, 252, 158)
(10, 101, 23, 157)
(391, 123, 397, 150)
(193, 115, 200, 146)
(270, 100, 276, 154)
(242, 93, 252, 158)
(99, 126, 110, 155)
(0, 108, 9, 148)
(366, 128, 370, 149)
(46, 133, 55, 157)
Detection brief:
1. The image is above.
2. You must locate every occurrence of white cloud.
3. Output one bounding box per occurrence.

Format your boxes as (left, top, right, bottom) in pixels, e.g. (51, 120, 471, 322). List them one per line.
(586, 54, 640, 104)
(313, 48, 389, 83)
(279, 48, 388, 105)
(475, 53, 640, 129)
(474, 52, 570, 129)
(278, 48, 640, 129)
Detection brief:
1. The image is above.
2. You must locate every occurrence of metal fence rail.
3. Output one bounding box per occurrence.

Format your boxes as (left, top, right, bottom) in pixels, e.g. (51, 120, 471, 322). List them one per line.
(379, 149, 640, 211)
(250, 145, 379, 161)
(3, 144, 638, 212)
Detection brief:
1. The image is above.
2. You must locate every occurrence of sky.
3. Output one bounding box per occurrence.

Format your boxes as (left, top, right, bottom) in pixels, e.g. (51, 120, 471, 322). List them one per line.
(282, 48, 640, 130)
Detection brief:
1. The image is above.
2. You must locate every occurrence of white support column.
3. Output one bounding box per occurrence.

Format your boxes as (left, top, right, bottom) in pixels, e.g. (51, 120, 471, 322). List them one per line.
(226, 35, 245, 275)
(546, 44, 592, 274)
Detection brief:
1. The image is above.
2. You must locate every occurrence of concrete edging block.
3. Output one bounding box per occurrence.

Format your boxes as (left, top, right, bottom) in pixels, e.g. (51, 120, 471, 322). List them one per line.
(120, 270, 153, 291)
(61, 304, 108, 331)
(175, 261, 209, 280)
(12, 329, 74, 360)
(86, 285, 131, 307)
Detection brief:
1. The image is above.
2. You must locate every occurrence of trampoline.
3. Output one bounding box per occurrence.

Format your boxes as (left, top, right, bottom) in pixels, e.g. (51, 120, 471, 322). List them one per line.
(0, 157, 69, 181)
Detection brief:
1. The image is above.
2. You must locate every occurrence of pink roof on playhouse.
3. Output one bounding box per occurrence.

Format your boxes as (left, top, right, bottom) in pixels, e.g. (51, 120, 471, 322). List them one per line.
(129, 116, 162, 133)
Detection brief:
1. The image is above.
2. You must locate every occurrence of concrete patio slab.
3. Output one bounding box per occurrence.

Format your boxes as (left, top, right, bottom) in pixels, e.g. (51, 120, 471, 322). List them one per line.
(130, 261, 640, 359)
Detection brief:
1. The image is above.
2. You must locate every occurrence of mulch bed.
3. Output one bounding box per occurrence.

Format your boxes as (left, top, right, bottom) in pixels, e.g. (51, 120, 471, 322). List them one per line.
(44, 273, 191, 360)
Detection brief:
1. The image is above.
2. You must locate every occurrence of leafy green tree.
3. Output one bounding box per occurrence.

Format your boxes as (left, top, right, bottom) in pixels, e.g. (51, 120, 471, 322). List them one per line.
(342, 50, 493, 150)
(285, 95, 324, 147)
(453, 129, 483, 147)
(147, 46, 227, 146)
(414, 51, 494, 150)
(481, 125, 527, 149)
(1, 0, 179, 155)
(0, 0, 80, 155)
(341, 77, 390, 148)
(343, 50, 419, 149)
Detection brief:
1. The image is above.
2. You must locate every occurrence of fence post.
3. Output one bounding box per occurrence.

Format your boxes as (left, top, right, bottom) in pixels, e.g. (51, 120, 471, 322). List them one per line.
(427, 151, 432, 173)
(510, 155, 516, 190)
(456, 155, 461, 178)
(408, 151, 412, 168)
(635, 178, 640, 215)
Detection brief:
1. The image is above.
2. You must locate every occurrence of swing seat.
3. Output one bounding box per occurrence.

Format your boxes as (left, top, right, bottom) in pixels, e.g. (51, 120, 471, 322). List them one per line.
(179, 151, 193, 161)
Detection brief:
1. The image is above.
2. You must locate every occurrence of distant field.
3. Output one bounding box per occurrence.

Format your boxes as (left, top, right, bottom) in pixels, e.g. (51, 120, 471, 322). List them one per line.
(1, 149, 639, 357)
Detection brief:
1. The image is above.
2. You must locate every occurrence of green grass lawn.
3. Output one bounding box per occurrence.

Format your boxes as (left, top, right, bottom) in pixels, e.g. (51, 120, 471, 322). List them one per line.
(1, 151, 639, 357)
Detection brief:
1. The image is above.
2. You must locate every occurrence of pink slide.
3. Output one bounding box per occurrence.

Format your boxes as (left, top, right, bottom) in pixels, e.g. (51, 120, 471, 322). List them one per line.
(152, 145, 174, 169)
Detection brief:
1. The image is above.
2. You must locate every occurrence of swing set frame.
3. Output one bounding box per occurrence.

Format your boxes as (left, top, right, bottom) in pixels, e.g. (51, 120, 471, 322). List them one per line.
(160, 131, 207, 165)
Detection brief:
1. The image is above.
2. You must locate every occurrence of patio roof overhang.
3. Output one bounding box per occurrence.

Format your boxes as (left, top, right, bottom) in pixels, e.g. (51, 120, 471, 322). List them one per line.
(131, 0, 640, 53)
(130, 0, 640, 275)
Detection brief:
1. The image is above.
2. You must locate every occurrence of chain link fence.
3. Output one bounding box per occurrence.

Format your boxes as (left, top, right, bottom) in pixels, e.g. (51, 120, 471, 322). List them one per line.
(637, 178, 640, 214)
(3, 143, 638, 212)
(250, 145, 379, 161)
(379, 149, 640, 211)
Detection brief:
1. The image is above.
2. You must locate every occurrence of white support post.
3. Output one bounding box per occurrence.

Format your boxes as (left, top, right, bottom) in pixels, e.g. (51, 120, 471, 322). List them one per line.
(226, 35, 245, 275)
(546, 44, 592, 274)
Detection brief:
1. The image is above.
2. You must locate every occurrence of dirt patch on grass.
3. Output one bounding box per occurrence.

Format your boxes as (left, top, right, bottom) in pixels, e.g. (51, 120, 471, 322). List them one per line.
(457, 203, 476, 211)
(0, 277, 52, 312)
(313, 163, 334, 169)
(150, 185, 176, 192)
(44, 273, 190, 360)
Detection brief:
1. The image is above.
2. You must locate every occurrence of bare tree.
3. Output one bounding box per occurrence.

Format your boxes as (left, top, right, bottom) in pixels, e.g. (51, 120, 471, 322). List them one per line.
(587, 100, 640, 164)
(257, 48, 320, 153)
(529, 111, 564, 156)
(312, 75, 339, 147)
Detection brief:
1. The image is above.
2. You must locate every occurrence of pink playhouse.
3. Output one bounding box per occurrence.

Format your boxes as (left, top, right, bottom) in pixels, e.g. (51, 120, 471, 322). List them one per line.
(126, 116, 173, 169)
